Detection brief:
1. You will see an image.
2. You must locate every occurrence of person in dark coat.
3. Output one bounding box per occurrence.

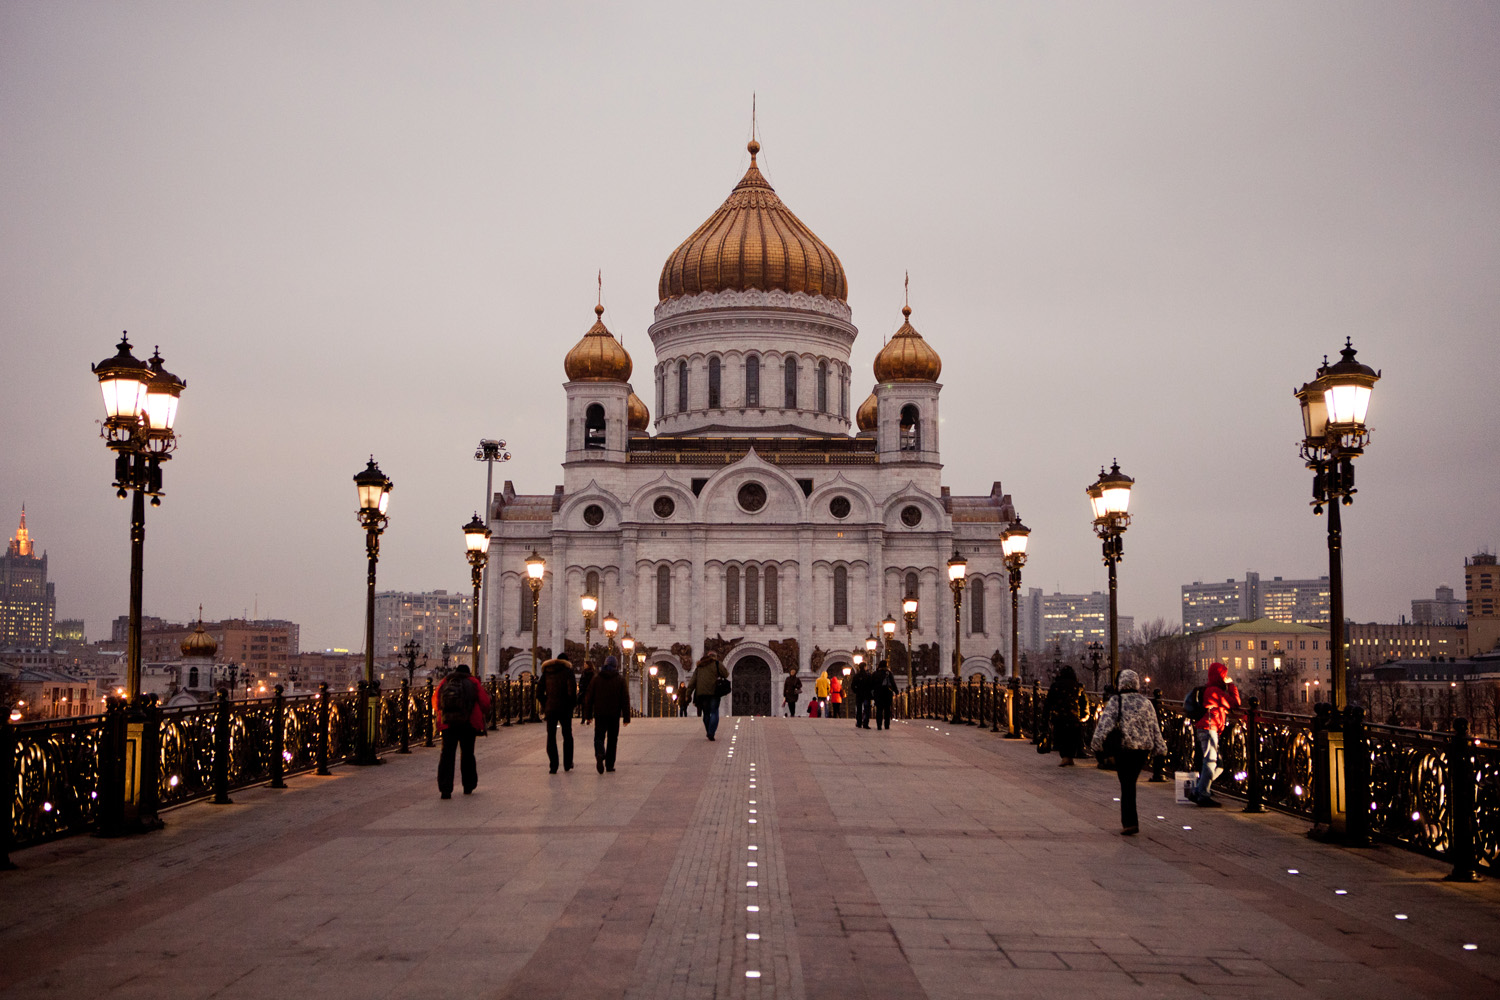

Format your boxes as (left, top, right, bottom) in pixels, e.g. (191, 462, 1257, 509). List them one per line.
(690, 654, 730, 740)
(1044, 665, 1087, 766)
(871, 660, 897, 730)
(537, 657, 577, 773)
(851, 662, 874, 729)
(577, 662, 596, 725)
(433, 664, 492, 799)
(583, 655, 631, 772)
(783, 671, 803, 718)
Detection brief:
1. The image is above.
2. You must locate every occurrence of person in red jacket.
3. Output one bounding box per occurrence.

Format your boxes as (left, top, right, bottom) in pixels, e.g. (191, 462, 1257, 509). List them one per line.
(829, 671, 844, 719)
(1191, 661, 1241, 807)
(433, 664, 492, 799)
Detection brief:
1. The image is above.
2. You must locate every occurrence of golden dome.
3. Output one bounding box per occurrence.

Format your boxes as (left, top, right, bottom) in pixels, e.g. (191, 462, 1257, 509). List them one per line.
(564, 305, 633, 382)
(181, 622, 217, 659)
(873, 305, 942, 382)
(627, 391, 650, 431)
(658, 140, 848, 303)
(855, 389, 878, 431)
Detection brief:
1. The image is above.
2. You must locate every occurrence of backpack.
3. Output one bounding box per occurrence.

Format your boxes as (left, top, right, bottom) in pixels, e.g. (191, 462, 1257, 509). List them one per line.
(440, 675, 476, 726)
(1183, 685, 1207, 722)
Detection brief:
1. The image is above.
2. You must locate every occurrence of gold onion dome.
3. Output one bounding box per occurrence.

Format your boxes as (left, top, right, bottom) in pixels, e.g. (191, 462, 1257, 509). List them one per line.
(873, 305, 942, 382)
(564, 304, 633, 382)
(627, 391, 650, 431)
(658, 140, 848, 302)
(181, 622, 217, 659)
(855, 389, 878, 431)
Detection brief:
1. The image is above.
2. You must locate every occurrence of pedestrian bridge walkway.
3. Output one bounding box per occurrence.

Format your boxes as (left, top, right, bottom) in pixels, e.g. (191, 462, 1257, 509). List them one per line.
(1, 716, 1497, 999)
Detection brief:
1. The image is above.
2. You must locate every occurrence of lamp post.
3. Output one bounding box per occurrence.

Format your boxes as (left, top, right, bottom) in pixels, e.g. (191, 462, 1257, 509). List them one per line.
(865, 634, 878, 666)
(648, 664, 658, 717)
(525, 551, 545, 722)
(1296, 339, 1379, 712)
(1000, 518, 1030, 739)
(1087, 461, 1134, 687)
(353, 458, 393, 766)
(603, 611, 619, 656)
(1086, 641, 1103, 692)
(474, 440, 510, 676)
(902, 597, 918, 691)
(948, 551, 967, 724)
(403, 638, 420, 688)
(464, 514, 491, 680)
(881, 616, 896, 665)
(581, 593, 598, 668)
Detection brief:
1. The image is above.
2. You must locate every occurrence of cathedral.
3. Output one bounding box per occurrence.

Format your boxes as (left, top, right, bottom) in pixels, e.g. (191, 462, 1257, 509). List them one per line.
(487, 139, 1018, 715)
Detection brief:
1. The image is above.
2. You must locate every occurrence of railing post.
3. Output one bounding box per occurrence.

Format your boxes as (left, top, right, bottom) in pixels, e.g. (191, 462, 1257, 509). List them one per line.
(528, 673, 541, 724)
(0, 706, 17, 869)
(425, 678, 436, 746)
(270, 684, 287, 789)
(316, 682, 331, 776)
(1149, 689, 1167, 782)
(95, 696, 128, 838)
(398, 678, 411, 754)
(1029, 680, 1041, 744)
(1243, 696, 1264, 811)
(1310, 702, 1332, 838)
(1445, 718, 1481, 882)
(488, 677, 499, 729)
(212, 689, 233, 805)
(990, 677, 1000, 733)
(1343, 704, 1370, 847)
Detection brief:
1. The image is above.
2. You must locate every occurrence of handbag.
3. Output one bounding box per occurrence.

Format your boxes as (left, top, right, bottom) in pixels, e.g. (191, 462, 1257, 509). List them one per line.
(1101, 694, 1124, 757)
(715, 675, 732, 698)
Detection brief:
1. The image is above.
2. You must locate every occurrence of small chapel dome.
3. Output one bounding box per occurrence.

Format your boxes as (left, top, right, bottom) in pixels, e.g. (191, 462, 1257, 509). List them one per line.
(564, 305, 633, 382)
(181, 621, 217, 659)
(627, 391, 650, 431)
(872, 305, 942, 382)
(855, 390, 878, 431)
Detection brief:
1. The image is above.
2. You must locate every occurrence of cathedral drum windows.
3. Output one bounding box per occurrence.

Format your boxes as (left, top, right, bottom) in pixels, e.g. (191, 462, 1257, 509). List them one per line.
(677, 361, 689, 413)
(900, 404, 921, 451)
(783, 357, 798, 408)
(746, 354, 760, 407)
(708, 356, 722, 409)
(817, 360, 829, 413)
(584, 403, 606, 450)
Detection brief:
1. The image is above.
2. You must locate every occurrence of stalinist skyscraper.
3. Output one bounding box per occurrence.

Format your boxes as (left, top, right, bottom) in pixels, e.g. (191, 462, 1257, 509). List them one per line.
(1, 507, 56, 649)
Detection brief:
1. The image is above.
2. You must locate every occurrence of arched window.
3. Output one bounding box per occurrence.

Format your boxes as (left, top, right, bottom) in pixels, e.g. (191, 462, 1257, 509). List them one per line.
(783, 357, 798, 408)
(745, 565, 760, 625)
(188, 666, 199, 688)
(970, 577, 985, 634)
(905, 571, 920, 628)
(585, 570, 600, 606)
(746, 354, 760, 407)
(900, 404, 921, 451)
(833, 566, 849, 626)
(584, 403, 606, 450)
(726, 566, 740, 625)
(708, 356, 721, 409)
(656, 565, 672, 625)
(817, 360, 829, 413)
(677, 361, 689, 414)
(520, 580, 536, 631)
(839, 372, 848, 418)
(764, 565, 779, 625)
(655, 368, 665, 417)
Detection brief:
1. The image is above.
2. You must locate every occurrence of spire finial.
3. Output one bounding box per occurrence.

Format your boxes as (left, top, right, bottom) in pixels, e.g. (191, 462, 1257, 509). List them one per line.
(748, 94, 760, 160)
(596, 269, 604, 317)
(902, 271, 911, 320)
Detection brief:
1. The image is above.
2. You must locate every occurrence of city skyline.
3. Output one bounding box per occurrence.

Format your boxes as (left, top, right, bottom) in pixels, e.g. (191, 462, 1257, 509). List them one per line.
(3, 4, 1497, 651)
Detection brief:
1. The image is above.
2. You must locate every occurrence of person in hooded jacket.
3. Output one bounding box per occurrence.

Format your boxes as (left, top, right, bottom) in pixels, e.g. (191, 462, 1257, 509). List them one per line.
(583, 655, 631, 773)
(814, 670, 831, 716)
(1191, 661, 1241, 807)
(1089, 669, 1167, 834)
(690, 653, 730, 740)
(433, 664, 492, 799)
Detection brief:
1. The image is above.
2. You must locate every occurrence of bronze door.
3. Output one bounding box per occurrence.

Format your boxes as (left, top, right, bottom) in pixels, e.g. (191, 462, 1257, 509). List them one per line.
(730, 656, 773, 716)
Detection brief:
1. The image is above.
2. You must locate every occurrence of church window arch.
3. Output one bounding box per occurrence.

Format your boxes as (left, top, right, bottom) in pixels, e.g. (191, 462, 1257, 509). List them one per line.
(726, 566, 740, 625)
(585, 570, 600, 606)
(745, 354, 760, 407)
(521, 579, 536, 631)
(833, 565, 849, 626)
(584, 403, 606, 450)
(745, 565, 760, 625)
(905, 571, 920, 628)
(900, 404, 921, 451)
(764, 565, 779, 625)
(783, 357, 798, 408)
(839, 370, 848, 419)
(708, 356, 721, 409)
(188, 666, 199, 688)
(970, 577, 985, 634)
(677, 361, 689, 414)
(817, 360, 829, 413)
(656, 565, 672, 625)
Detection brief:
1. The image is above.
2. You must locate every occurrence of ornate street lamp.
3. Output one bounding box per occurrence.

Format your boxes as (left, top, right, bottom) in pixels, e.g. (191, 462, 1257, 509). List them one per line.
(403, 638, 420, 688)
(881, 615, 897, 665)
(524, 551, 546, 723)
(1000, 517, 1030, 738)
(948, 551, 968, 724)
(865, 634, 878, 665)
(648, 663, 658, 717)
(463, 514, 491, 681)
(353, 457, 393, 766)
(602, 611, 619, 655)
(1087, 461, 1133, 687)
(902, 596, 919, 691)
(580, 593, 598, 668)
(474, 440, 509, 676)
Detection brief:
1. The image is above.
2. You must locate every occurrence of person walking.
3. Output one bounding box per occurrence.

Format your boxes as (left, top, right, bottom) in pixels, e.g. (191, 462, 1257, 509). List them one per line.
(1089, 668, 1166, 835)
(851, 661, 873, 729)
(783, 671, 803, 718)
(1044, 665, 1087, 766)
(814, 670, 831, 717)
(583, 654, 630, 773)
(577, 661, 596, 726)
(1191, 661, 1242, 807)
(871, 659, 897, 730)
(537, 656, 578, 773)
(433, 663, 492, 799)
(829, 670, 844, 719)
(691, 653, 730, 740)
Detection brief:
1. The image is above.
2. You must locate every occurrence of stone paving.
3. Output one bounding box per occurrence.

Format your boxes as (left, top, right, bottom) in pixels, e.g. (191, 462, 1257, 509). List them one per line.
(1, 714, 1498, 998)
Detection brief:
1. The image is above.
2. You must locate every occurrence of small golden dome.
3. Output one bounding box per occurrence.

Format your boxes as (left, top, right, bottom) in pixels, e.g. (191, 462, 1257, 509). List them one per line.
(181, 622, 217, 659)
(855, 390, 878, 431)
(658, 140, 847, 302)
(627, 391, 650, 431)
(873, 305, 942, 382)
(564, 304, 633, 382)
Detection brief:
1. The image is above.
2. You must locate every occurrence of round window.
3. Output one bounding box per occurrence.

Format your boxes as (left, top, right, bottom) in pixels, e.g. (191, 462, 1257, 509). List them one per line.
(583, 504, 604, 526)
(653, 496, 676, 519)
(829, 496, 851, 519)
(900, 504, 923, 527)
(738, 482, 767, 513)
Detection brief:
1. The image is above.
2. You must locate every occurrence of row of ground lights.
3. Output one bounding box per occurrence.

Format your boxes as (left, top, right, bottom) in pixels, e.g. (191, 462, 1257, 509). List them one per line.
(734, 722, 766, 980)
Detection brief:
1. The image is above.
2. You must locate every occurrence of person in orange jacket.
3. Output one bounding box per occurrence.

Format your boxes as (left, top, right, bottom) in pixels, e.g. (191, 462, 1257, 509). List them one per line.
(829, 671, 844, 719)
(433, 663, 492, 799)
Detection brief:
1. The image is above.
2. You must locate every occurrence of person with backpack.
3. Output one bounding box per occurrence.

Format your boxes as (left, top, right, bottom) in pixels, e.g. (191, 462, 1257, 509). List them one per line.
(582, 655, 630, 773)
(783, 671, 803, 718)
(537, 657, 578, 773)
(871, 659, 898, 730)
(433, 664, 492, 799)
(690, 653, 730, 740)
(1190, 661, 1242, 807)
(1089, 668, 1167, 835)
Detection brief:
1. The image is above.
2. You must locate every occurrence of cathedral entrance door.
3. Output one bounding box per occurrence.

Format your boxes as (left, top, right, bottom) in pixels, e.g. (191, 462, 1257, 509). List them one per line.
(730, 656, 773, 716)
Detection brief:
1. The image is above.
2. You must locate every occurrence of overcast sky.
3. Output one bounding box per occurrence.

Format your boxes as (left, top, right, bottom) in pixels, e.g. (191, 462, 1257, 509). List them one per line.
(3, 2, 1496, 652)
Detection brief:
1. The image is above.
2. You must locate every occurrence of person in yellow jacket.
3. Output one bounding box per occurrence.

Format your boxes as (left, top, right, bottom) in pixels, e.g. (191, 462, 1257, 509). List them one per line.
(814, 670, 831, 717)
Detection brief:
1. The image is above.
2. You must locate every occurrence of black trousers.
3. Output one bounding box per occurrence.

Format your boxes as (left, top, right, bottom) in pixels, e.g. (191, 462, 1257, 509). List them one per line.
(546, 711, 574, 771)
(855, 697, 872, 727)
(1116, 748, 1149, 829)
(438, 724, 478, 795)
(786, 696, 798, 718)
(874, 698, 893, 730)
(594, 716, 621, 769)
